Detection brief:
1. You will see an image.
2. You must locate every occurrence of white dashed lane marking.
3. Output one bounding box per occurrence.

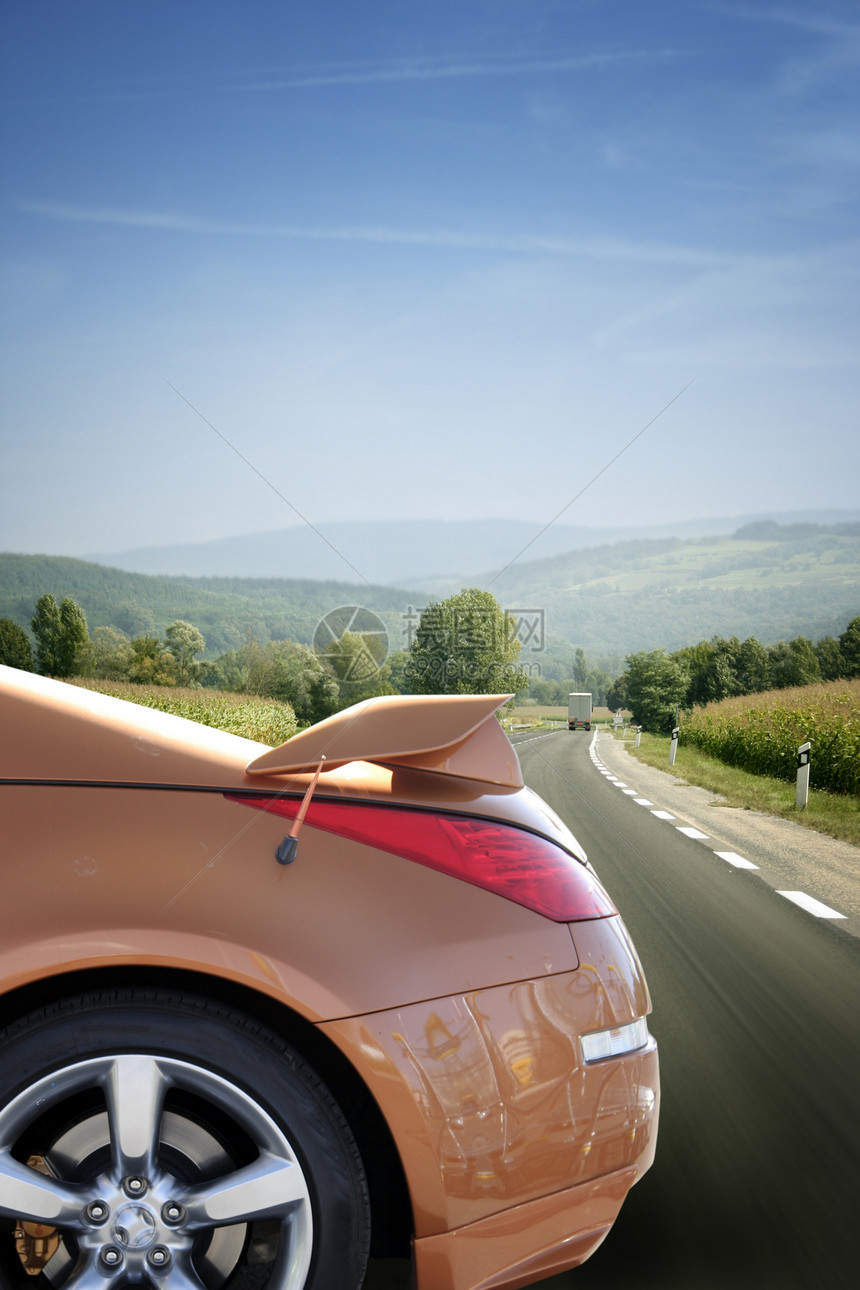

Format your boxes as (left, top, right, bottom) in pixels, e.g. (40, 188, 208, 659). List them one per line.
(715, 851, 760, 870)
(587, 730, 849, 924)
(777, 891, 847, 920)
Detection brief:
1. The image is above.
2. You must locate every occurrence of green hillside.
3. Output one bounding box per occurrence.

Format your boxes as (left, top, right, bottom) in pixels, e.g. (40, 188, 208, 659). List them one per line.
(0, 555, 418, 657)
(488, 522, 860, 653)
(2, 521, 858, 659)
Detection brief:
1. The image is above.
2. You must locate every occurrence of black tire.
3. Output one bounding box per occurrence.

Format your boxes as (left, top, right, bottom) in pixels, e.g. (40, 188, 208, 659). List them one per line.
(0, 989, 370, 1289)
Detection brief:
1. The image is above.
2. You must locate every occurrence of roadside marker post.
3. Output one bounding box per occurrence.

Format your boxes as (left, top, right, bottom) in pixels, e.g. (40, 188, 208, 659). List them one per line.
(796, 741, 811, 810)
(669, 727, 679, 766)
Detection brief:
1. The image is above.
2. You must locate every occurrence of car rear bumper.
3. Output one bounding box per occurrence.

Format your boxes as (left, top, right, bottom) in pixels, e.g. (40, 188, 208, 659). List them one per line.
(321, 916, 659, 1288)
(412, 1161, 643, 1290)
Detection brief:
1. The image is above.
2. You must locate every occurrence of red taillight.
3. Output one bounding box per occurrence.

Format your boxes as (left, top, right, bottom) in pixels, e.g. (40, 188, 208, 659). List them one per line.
(225, 795, 616, 922)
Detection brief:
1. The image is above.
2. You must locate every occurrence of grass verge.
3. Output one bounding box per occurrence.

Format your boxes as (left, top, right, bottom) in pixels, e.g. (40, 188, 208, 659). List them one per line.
(621, 731, 860, 847)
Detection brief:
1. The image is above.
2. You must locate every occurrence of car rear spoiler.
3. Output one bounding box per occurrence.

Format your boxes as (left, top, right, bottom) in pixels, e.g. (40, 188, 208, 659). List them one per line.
(245, 693, 523, 787)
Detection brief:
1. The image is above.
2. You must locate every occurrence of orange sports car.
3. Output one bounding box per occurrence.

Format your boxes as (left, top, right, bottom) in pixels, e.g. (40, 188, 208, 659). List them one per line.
(0, 665, 658, 1290)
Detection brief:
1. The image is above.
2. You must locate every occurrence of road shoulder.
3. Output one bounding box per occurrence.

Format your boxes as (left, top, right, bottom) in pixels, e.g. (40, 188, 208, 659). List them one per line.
(594, 729, 860, 930)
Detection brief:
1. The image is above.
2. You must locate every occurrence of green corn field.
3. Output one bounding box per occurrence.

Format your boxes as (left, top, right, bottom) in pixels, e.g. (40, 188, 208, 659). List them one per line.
(72, 679, 300, 746)
(679, 679, 860, 796)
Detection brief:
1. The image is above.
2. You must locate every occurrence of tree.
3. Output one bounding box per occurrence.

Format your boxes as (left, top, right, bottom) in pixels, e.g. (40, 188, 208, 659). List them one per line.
(165, 620, 206, 687)
(815, 635, 844, 682)
(584, 666, 611, 707)
(383, 650, 412, 695)
(700, 637, 744, 704)
(548, 679, 569, 705)
(625, 650, 689, 734)
(89, 626, 134, 680)
(248, 640, 340, 724)
(198, 648, 250, 692)
(768, 637, 820, 689)
(58, 599, 89, 676)
(404, 588, 528, 698)
(31, 594, 89, 677)
(605, 672, 629, 712)
(128, 635, 178, 686)
(838, 616, 860, 678)
(736, 636, 771, 694)
(320, 628, 388, 690)
(31, 594, 62, 675)
(528, 678, 561, 706)
(0, 618, 34, 671)
(678, 636, 747, 706)
(198, 639, 341, 723)
(331, 633, 398, 707)
(673, 640, 714, 706)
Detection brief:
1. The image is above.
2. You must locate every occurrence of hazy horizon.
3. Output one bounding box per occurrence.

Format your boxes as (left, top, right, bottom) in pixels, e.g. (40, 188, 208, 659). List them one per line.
(9, 507, 856, 591)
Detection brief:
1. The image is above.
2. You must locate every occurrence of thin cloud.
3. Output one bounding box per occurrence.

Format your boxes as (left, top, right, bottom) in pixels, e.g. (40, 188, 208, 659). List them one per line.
(2, 47, 679, 107)
(17, 198, 740, 269)
(720, 3, 860, 39)
(244, 47, 678, 90)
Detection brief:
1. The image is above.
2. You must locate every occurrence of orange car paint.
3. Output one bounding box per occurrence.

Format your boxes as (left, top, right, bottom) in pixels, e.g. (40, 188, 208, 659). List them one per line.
(0, 667, 659, 1290)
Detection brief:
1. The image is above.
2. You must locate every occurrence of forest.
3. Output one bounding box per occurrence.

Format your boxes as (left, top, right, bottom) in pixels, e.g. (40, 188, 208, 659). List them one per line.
(2, 520, 858, 661)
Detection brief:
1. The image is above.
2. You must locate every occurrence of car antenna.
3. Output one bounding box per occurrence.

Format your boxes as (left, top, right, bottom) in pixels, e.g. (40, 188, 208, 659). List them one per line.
(275, 756, 327, 866)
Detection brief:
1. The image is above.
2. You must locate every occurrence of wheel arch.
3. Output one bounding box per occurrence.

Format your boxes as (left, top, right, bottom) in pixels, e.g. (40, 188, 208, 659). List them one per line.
(0, 964, 413, 1261)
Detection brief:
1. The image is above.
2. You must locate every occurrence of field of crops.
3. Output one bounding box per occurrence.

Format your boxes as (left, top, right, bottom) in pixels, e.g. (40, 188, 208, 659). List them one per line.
(679, 679, 860, 796)
(72, 679, 299, 746)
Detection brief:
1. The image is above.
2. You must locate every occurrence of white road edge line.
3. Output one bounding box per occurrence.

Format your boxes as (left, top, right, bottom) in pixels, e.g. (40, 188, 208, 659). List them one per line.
(676, 826, 709, 840)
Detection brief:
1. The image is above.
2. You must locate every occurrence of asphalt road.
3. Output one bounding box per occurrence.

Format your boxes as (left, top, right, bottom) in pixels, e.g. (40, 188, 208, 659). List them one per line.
(364, 729, 860, 1290)
(517, 729, 860, 1290)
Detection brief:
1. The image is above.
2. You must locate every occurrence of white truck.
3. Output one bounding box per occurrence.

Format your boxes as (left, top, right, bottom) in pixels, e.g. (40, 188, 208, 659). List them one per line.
(568, 692, 593, 731)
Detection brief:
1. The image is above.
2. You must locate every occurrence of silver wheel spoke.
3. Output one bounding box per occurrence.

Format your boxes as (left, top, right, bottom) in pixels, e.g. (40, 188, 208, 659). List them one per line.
(1, 1043, 316, 1288)
(154, 1263, 209, 1290)
(103, 1054, 168, 1179)
(0, 1149, 83, 1225)
(63, 1267, 121, 1290)
(181, 1152, 308, 1227)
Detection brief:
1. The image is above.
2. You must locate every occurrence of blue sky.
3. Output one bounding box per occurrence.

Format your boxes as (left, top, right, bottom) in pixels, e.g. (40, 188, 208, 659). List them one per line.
(1, 0, 858, 559)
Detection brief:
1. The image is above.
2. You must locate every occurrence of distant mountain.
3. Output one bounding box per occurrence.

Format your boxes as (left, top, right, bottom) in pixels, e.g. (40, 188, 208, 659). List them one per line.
(4, 517, 859, 660)
(85, 510, 860, 586)
(484, 521, 860, 655)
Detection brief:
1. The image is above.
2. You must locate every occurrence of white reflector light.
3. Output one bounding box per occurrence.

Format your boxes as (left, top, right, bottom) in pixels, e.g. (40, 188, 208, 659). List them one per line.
(580, 1018, 650, 1063)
